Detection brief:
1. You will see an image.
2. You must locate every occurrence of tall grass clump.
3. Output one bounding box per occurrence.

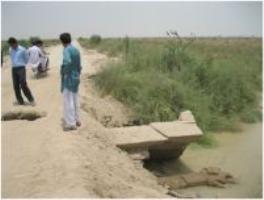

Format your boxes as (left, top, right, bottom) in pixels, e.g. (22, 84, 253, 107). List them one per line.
(89, 34, 102, 46)
(79, 36, 132, 57)
(89, 32, 262, 133)
(1, 41, 9, 56)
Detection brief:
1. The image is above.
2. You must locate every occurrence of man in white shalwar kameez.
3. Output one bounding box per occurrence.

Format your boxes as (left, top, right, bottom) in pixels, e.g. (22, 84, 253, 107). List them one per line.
(27, 41, 44, 75)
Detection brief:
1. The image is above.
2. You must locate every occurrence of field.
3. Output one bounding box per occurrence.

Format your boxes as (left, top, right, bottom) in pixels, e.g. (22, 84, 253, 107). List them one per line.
(79, 35, 262, 135)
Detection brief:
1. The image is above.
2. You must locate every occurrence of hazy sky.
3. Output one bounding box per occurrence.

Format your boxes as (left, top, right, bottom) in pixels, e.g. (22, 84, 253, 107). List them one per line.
(1, 1, 262, 39)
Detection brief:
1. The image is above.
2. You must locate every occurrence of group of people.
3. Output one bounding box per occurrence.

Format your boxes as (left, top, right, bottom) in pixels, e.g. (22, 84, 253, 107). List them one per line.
(7, 32, 82, 131)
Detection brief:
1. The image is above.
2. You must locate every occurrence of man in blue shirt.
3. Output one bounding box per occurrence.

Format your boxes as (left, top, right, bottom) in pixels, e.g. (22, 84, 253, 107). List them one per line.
(8, 37, 35, 105)
(59, 33, 81, 131)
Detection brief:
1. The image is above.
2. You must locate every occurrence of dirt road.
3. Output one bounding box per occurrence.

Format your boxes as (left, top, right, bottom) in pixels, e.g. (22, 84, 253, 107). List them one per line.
(1, 41, 168, 198)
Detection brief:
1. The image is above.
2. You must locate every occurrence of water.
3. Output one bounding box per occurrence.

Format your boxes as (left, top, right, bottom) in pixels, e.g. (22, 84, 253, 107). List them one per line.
(145, 122, 262, 198)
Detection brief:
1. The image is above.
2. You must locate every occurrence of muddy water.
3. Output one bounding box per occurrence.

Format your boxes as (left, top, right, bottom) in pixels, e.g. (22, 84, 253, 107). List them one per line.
(145, 122, 262, 198)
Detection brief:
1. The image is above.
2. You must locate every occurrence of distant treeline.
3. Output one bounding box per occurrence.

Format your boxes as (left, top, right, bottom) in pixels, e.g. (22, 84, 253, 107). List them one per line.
(1, 37, 60, 56)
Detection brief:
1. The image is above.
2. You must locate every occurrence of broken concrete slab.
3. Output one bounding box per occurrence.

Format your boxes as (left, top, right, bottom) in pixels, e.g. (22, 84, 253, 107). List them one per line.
(150, 121, 202, 143)
(109, 125, 167, 149)
(128, 149, 150, 160)
(178, 110, 196, 123)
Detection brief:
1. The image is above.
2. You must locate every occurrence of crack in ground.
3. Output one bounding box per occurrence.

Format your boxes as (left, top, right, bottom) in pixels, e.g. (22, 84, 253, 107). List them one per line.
(2, 111, 46, 121)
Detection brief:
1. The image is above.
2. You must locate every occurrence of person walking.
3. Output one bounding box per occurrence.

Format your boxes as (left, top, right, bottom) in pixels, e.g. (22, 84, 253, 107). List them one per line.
(8, 37, 35, 106)
(59, 33, 82, 131)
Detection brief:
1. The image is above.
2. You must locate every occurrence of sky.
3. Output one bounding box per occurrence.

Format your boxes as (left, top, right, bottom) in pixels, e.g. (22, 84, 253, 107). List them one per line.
(1, 1, 262, 39)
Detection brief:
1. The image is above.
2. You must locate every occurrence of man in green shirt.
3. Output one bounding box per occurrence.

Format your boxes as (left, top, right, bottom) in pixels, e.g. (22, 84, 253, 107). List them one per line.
(59, 33, 82, 131)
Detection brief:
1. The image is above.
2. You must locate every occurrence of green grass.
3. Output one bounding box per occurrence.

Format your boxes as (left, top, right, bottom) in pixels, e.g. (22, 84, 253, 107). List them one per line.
(79, 36, 262, 137)
(189, 132, 218, 148)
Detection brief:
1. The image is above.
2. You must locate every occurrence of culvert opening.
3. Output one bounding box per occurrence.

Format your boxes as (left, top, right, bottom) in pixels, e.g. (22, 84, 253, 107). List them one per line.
(2, 111, 46, 121)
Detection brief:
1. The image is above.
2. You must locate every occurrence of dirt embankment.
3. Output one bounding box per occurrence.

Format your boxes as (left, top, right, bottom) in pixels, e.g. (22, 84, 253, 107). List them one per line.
(1, 41, 168, 198)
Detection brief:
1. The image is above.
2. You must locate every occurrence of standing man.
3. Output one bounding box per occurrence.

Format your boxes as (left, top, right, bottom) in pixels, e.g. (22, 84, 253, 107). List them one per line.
(8, 37, 35, 106)
(59, 33, 81, 131)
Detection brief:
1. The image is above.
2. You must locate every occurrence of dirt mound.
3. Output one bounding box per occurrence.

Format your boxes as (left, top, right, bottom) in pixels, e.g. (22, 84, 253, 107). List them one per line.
(81, 80, 135, 127)
(75, 122, 168, 198)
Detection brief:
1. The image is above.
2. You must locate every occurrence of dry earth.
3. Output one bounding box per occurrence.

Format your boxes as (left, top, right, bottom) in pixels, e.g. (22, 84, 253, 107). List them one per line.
(1, 41, 168, 198)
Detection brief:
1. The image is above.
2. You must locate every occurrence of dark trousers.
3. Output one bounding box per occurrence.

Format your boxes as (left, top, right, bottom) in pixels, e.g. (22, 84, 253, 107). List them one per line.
(12, 66, 34, 104)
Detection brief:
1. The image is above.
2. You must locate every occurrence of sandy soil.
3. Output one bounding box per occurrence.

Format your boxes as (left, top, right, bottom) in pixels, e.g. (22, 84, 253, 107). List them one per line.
(1, 41, 168, 198)
(81, 78, 134, 128)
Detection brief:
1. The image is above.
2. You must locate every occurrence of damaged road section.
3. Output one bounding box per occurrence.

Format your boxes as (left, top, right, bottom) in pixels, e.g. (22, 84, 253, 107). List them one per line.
(2, 110, 47, 121)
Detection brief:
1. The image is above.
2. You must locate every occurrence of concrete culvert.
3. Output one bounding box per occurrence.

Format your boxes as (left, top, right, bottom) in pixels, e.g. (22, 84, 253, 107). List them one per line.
(2, 110, 46, 121)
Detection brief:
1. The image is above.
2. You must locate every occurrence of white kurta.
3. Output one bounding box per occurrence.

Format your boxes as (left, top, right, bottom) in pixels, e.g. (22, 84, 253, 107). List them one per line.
(63, 88, 80, 127)
(27, 46, 43, 70)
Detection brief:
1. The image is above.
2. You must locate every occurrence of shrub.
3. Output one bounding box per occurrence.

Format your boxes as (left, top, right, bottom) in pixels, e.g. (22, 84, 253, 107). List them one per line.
(90, 35, 102, 45)
(29, 36, 41, 45)
(89, 34, 262, 132)
(1, 41, 9, 56)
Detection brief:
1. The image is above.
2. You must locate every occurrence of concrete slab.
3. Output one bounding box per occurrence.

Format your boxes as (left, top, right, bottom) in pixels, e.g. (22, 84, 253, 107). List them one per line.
(178, 110, 196, 123)
(150, 121, 203, 142)
(109, 125, 167, 149)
